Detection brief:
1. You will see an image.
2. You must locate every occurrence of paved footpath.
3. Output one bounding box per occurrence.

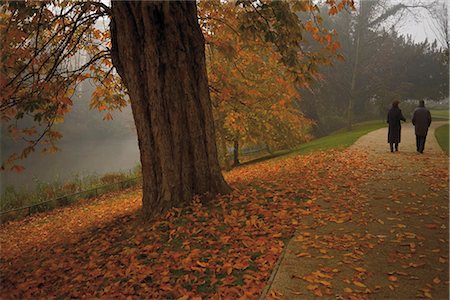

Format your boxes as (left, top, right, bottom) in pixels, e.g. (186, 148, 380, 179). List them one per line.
(263, 122, 449, 299)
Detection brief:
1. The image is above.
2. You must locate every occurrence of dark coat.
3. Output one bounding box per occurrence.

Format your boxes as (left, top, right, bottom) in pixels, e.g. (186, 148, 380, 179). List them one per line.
(387, 107, 406, 143)
(412, 107, 432, 136)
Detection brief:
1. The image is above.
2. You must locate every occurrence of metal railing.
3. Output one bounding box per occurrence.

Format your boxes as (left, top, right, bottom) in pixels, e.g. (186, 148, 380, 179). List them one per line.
(0, 176, 142, 223)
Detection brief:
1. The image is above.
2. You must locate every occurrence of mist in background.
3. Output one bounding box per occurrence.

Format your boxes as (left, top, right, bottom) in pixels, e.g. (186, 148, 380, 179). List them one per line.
(1, 0, 448, 194)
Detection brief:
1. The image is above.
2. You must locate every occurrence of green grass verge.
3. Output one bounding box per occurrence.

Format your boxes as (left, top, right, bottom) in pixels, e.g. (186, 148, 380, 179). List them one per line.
(292, 120, 386, 155)
(435, 124, 449, 155)
(431, 110, 450, 120)
(239, 120, 386, 167)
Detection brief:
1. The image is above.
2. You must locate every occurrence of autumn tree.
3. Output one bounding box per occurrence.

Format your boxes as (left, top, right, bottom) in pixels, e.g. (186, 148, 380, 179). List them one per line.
(1, 0, 352, 219)
(199, 1, 313, 167)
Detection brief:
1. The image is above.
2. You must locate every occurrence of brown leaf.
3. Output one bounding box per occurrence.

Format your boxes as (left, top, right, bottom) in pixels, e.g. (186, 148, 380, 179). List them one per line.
(425, 223, 439, 229)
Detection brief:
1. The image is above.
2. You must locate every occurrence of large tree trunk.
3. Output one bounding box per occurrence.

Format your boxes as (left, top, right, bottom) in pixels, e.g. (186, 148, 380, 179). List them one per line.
(110, 1, 230, 219)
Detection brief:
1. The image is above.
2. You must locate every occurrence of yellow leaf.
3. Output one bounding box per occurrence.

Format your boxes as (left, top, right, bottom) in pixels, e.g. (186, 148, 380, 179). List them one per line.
(296, 252, 311, 258)
(306, 284, 319, 290)
(353, 267, 367, 273)
(318, 280, 331, 287)
(344, 287, 353, 293)
(196, 261, 208, 268)
(314, 271, 332, 279)
(424, 291, 433, 298)
(433, 277, 441, 284)
(353, 281, 366, 288)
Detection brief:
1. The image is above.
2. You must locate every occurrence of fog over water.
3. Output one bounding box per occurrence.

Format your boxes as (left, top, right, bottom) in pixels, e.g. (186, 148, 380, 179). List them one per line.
(1, 80, 140, 193)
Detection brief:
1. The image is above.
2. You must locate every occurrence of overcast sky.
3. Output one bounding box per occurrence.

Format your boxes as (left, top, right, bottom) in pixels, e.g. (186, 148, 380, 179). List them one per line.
(377, 0, 447, 47)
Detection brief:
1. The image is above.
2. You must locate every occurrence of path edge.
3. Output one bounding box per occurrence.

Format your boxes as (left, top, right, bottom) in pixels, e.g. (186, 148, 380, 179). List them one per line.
(258, 239, 290, 300)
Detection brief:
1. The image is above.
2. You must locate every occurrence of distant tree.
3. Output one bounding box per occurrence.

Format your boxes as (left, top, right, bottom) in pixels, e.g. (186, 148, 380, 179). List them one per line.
(427, 0, 448, 60)
(299, 0, 448, 134)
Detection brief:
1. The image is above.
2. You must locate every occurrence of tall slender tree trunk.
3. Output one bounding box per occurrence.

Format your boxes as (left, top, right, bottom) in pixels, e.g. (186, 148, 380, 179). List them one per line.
(110, 1, 230, 219)
(232, 140, 240, 166)
(348, 0, 363, 131)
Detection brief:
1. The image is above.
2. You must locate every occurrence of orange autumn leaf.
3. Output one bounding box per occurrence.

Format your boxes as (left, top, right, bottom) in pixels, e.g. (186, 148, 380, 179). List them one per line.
(388, 275, 398, 282)
(353, 281, 366, 288)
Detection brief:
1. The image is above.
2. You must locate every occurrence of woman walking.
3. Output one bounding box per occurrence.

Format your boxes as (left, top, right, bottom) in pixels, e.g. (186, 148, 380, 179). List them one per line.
(387, 100, 406, 152)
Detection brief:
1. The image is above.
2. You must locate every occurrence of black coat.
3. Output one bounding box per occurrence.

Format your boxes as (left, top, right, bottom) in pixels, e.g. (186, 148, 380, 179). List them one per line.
(412, 107, 432, 136)
(387, 107, 406, 143)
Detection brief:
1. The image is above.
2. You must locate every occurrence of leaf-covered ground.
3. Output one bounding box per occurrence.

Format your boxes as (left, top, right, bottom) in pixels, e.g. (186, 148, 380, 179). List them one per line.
(0, 130, 448, 299)
(266, 123, 449, 299)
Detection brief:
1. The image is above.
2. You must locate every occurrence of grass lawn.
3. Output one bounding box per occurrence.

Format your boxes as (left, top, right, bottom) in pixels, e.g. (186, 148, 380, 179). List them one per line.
(435, 124, 449, 155)
(293, 120, 386, 155)
(431, 109, 450, 120)
(239, 120, 386, 166)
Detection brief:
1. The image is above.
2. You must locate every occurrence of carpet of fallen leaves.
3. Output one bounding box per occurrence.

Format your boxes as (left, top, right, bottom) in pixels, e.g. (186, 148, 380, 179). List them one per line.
(265, 149, 449, 299)
(0, 149, 448, 299)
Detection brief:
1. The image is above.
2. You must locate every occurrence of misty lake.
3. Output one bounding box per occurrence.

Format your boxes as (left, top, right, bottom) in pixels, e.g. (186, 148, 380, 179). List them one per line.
(1, 136, 140, 193)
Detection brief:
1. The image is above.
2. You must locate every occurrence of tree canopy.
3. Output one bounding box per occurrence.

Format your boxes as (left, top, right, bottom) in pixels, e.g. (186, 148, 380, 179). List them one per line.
(1, 0, 353, 171)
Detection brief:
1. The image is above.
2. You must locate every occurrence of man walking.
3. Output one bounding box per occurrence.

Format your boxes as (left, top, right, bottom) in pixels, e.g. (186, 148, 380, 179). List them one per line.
(412, 100, 432, 154)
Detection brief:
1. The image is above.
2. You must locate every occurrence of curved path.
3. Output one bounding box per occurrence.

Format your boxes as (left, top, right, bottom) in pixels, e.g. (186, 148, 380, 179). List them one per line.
(264, 121, 449, 299)
(352, 121, 445, 155)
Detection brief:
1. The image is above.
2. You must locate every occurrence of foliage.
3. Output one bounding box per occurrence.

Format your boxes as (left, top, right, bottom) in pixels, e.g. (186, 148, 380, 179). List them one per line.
(0, 1, 125, 170)
(435, 124, 449, 155)
(0, 0, 355, 171)
(198, 0, 354, 165)
(200, 1, 308, 165)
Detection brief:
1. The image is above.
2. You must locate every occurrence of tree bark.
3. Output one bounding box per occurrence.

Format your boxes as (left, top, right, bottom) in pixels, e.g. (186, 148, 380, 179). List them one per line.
(232, 139, 240, 166)
(110, 1, 230, 219)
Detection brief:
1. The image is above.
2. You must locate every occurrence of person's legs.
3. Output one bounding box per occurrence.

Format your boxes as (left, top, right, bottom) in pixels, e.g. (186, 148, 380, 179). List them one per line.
(420, 135, 427, 153)
(390, 143, 394, 152)
(395, 143, 398, 151)
(416, 135, 420, 152)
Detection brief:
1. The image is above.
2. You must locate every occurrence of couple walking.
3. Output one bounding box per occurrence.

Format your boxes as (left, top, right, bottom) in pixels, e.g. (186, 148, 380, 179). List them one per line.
(387, 100, 432, 153)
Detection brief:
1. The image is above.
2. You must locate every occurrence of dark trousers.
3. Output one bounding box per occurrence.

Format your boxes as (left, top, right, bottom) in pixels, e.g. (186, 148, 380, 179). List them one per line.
(416, 135, 427, 153)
